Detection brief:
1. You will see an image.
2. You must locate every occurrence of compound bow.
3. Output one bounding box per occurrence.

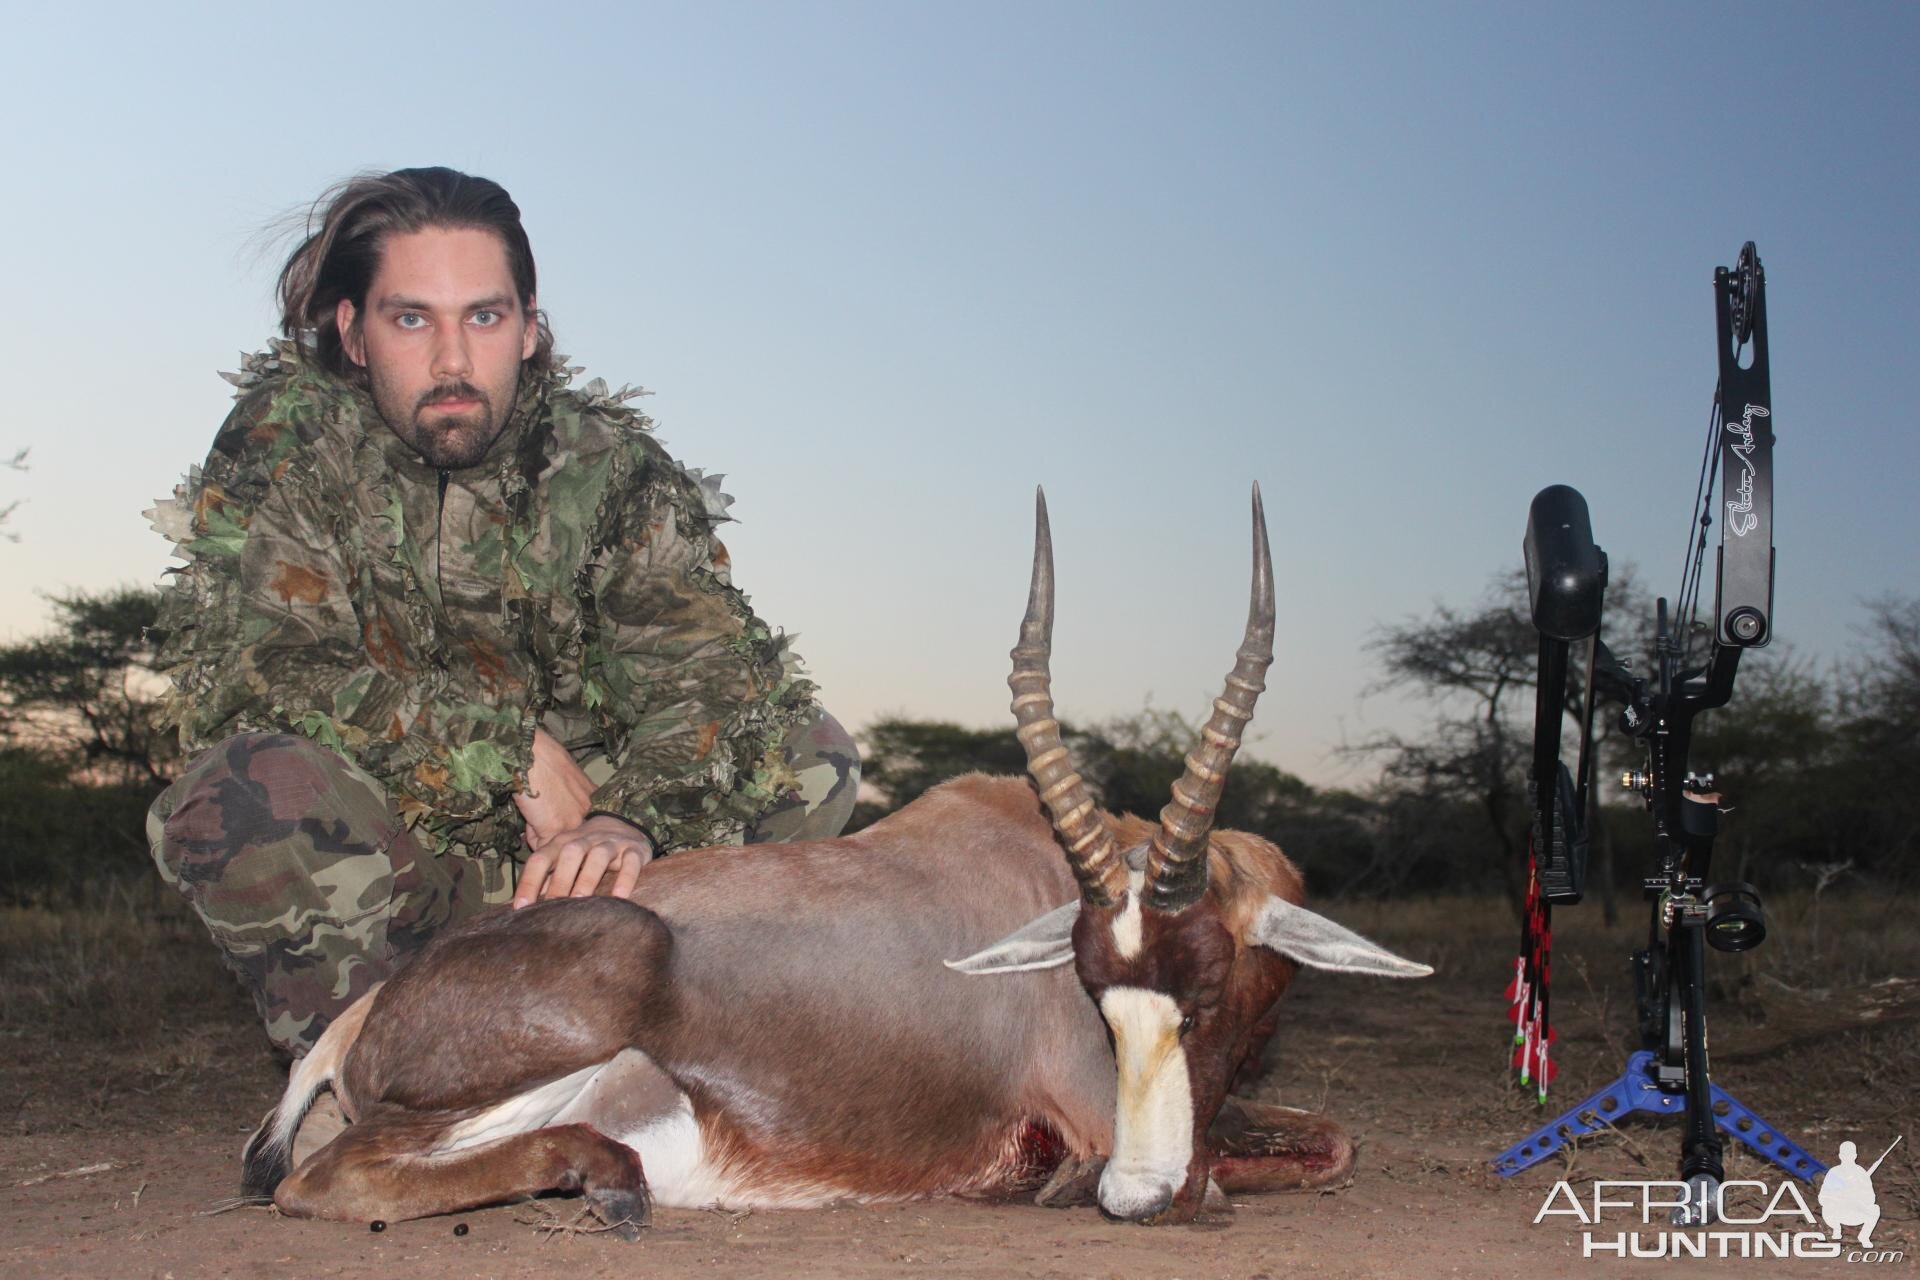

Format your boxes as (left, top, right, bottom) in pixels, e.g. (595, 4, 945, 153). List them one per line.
(1492, 244, 1825, 1218)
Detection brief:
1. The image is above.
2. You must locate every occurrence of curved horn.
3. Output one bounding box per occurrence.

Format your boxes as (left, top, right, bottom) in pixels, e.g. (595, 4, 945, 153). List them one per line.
(1145, 484, 1275, 913)
(1010, 488, 1126, 908)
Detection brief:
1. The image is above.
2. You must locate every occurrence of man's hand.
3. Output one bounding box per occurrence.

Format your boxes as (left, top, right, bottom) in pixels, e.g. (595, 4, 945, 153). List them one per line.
(513, 728, 595, 848)
(512, 814, 654, 908)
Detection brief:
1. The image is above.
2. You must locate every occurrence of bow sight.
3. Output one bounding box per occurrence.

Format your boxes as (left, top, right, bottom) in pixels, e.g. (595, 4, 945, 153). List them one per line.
(1493, 244, 1825, 1217)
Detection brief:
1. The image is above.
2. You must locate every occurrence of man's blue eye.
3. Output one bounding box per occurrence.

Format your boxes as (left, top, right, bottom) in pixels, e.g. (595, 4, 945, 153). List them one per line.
(470, 311, 499, 327)
(396, 313, 426, 329)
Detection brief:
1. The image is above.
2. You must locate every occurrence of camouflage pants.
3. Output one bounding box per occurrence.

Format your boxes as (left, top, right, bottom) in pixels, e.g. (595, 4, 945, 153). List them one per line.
(149, 712, 859, 1058)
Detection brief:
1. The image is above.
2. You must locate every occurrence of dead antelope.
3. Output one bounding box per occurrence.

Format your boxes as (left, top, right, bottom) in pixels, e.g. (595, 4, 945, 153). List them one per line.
(243, 486, 1430, 1231)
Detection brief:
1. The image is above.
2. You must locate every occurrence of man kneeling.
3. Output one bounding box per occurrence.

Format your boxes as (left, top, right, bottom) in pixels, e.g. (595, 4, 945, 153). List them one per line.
(147, 167, 857, 1060)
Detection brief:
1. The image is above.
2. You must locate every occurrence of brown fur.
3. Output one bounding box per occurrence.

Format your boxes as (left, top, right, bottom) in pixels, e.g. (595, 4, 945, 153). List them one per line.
(1068, 816, 1311, 1222)
(342, 897, 673, 1114)
(277, 1115, 648, 1231)
(265, 774, 1349, 1227)
(1208, 1098, 1356, 1192)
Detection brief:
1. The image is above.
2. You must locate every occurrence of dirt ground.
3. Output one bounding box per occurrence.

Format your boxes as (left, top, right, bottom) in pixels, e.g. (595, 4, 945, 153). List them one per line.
(5, 892, 1915, 1279)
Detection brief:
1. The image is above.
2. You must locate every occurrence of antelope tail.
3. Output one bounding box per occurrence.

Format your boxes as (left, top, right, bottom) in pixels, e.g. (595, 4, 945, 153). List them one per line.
(239, 984, 381, 1197)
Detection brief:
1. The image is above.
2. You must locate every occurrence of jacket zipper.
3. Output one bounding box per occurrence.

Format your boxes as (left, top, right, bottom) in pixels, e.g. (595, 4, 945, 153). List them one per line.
(435, 468, 450, 605)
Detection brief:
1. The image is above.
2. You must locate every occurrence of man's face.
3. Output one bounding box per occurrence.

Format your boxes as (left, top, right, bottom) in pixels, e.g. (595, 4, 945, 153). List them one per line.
(338, 226, 538, 470)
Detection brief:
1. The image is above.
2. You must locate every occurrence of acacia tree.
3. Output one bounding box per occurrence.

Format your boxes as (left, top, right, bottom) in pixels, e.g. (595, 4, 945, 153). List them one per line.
(1830, 595, 1920, 882)
(0, 447, 25, 540)
(855, 706, 1373, 894)
(848, 716, 1041, 831)
(1359, 571, 1541, 906)
(0, 585, 178, 903)
(0, 585, 178, 786)
(1068, 707, 1374, 894)
(1358, 567, 1653, 907)
(1684, 653, 1835, 882)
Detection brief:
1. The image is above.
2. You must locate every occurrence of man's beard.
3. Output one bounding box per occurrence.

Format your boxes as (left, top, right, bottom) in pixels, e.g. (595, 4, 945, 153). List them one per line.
(370, 373, 517, 470)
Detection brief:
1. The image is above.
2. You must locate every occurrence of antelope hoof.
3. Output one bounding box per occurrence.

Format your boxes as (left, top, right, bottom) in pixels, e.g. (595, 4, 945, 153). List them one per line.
(586, 1186, 651, 1241)
(1034, 1154, 1106, 1208)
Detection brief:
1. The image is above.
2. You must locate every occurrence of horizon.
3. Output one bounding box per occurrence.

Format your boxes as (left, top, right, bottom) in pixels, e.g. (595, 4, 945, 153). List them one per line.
(3, 4, 1916, 788)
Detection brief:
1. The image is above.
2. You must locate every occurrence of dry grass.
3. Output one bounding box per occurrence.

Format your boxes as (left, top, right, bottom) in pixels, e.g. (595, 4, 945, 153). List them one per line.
(8, 887, 1905, 1044)
(2, 886, 1912, 1215)
(1312, 886, 1920, 1223)
(0, 905, 242, 1041)
(1331, 886, 1920, 992)
(1, 904, 274, 1142)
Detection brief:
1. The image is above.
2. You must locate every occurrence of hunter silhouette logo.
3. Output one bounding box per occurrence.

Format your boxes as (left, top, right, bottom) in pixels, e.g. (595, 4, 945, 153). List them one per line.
(1820, 1138, 1899, 1249)
(1533, 1136, 1906, 1262)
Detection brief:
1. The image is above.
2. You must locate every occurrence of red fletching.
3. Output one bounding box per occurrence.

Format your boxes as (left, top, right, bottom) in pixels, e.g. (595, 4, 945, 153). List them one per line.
(1506, 832, 1559, 1097)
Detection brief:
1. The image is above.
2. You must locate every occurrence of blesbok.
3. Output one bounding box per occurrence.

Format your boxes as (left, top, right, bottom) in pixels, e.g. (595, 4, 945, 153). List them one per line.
(243, 486, 1430, 1231)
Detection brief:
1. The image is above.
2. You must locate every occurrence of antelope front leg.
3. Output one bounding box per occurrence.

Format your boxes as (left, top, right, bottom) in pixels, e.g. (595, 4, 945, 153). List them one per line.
(1205, 1096, 1355, 1194)
(275, 1117, 652, 1239)
(1033, 1153, 1107, 1208)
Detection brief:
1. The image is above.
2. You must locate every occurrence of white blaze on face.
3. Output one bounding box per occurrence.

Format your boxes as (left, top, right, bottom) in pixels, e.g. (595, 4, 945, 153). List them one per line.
(1097, 987, 1193, 1219)
(1112, 871, 1146, 959)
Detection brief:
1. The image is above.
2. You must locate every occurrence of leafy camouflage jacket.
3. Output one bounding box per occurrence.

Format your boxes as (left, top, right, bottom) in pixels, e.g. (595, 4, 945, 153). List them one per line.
(151, 343, 817, 859)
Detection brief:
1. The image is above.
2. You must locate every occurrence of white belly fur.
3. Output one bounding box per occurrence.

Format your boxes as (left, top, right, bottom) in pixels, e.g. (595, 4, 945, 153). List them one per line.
(431, 1064, 602, 1153)
(429, 1057, 875, 1211)
(603, 1096, 871, 1210)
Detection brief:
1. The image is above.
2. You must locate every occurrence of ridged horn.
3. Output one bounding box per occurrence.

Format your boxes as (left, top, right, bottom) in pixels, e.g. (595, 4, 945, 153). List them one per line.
(1010, 488, 1126, 908)
(1145, 484, 1275, 913)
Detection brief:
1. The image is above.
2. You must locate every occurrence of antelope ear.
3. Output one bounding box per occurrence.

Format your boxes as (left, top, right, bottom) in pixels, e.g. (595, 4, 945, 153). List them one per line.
(945, 901, 1080, 975)
(1251, 897, 1434, 977)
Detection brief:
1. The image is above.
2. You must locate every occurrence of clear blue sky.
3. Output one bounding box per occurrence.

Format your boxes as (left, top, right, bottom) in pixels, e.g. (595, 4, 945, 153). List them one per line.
(2, 3, 1915, 785)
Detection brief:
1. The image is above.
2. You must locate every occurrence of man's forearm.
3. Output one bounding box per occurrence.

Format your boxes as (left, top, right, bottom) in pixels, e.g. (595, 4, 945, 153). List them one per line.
(514, 728, 597, 845)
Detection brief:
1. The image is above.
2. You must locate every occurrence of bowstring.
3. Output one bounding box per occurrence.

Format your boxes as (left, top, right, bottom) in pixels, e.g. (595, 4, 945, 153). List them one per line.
(1675, 379, 1723, 673)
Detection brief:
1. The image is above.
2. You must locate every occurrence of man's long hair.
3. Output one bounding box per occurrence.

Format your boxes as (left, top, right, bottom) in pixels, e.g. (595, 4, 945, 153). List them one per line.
(276, 167, 556, 382)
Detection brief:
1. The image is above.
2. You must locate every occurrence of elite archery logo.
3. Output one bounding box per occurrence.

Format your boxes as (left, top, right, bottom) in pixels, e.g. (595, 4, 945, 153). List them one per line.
(1531, 1137, 1904, 1263)
(1723, 402, 1768, 537)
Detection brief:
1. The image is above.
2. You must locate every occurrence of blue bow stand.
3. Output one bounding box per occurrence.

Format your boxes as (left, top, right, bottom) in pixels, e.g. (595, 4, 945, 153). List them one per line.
(1492, 1050, 1826, 1183)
